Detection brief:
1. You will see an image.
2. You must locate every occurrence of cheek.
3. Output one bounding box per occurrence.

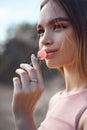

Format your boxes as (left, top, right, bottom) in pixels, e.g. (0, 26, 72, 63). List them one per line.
(62, 41, 76, 58)
(62, 27, 77, 51)
(60, 32, 77, 64)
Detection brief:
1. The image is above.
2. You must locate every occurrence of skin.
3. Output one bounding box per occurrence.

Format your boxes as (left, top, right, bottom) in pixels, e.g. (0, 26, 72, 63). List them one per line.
(38, 1, 77, 69)
(12, 1, 87, 130)
(12, 55, 44, 130)
(38, 1, 87, 94)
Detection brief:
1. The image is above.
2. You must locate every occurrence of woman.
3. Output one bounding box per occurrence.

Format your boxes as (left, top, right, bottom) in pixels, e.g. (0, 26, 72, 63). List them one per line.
(12, 0, 87, 129)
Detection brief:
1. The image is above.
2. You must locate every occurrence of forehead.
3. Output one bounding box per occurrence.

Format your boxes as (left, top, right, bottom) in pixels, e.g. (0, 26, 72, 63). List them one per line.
(38, 1, 68, 25)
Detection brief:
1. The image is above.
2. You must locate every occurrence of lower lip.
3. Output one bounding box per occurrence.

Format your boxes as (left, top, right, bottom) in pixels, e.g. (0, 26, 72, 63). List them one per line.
(46, 51, 57, 59)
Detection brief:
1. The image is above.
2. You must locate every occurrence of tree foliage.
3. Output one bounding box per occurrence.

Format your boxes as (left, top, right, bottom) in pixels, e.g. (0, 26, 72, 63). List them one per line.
(0, 23, 58, 86)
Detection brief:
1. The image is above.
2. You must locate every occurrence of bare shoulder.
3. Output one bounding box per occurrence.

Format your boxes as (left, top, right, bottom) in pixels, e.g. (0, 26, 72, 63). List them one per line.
(78, 109, 87, 130)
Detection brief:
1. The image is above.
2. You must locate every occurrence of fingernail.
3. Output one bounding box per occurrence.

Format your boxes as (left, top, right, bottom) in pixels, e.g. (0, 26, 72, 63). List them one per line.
(20, 63, 24, 67)
(31, 54, 36, 59)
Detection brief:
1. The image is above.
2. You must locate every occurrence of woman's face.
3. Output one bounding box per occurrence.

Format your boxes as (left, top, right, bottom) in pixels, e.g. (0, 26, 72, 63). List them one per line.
(37, 1, 77, 69)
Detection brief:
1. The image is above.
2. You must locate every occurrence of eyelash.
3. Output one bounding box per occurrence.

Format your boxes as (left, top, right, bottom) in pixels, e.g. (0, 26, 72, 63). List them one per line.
(37, 29, 44, 37)
(37, 23, 68, 38)
(53, 23, 68, 30)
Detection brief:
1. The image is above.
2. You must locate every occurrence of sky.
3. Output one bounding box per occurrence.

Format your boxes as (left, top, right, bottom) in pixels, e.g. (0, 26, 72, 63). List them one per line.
(0, 0, 42, 43)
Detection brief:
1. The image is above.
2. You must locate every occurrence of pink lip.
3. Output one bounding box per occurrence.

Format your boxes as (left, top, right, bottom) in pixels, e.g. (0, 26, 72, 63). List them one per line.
(45, 49, 58, 53)
(45, 49, 58, 58)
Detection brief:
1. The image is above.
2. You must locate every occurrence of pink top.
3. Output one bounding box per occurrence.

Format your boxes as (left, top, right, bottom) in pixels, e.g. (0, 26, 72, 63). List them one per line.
(38, 89, 87, 130)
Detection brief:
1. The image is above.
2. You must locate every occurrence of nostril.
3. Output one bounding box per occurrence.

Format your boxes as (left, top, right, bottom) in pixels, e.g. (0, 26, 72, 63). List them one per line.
(41, 40, 53, 46)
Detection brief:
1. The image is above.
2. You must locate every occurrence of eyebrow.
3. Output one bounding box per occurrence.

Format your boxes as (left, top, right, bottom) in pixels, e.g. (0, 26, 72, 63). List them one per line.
(40, 0, 48, 10)
(37, 17, 69, 29)
(49, 17, 69, 25)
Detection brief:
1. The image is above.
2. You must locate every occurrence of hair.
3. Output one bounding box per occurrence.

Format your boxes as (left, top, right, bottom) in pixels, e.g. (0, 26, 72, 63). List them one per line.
(40, 0, 87, 82)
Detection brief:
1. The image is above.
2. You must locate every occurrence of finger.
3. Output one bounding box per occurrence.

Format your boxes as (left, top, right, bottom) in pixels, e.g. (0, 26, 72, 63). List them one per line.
(20, 64, 37, 81)
(31, 54, 41, 70)
(20, 64, 38, 91)
(13, 77, 22, 94)
(16, 68, 30, 92)
(31, 54, 44, 89)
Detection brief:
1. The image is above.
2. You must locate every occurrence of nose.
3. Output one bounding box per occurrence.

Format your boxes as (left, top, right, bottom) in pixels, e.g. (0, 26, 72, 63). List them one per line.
(40, 31, 53, 46)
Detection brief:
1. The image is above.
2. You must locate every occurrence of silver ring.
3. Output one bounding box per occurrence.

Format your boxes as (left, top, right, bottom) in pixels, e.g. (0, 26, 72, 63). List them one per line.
(30, 79, 38, 82)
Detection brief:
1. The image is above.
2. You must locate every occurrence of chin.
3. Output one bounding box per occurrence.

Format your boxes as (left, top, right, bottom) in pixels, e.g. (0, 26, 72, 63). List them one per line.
(45, 59, 65, 70)
(45, 61, 60, 69)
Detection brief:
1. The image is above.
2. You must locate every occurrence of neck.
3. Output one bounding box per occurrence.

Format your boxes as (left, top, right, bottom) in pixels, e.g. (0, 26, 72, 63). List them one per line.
(63, 64, 87, 93)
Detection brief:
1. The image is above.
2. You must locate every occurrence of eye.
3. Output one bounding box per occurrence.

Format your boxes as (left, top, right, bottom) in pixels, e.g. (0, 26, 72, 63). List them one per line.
(53, 22, 69, 31)
(37, 29, 44, 38)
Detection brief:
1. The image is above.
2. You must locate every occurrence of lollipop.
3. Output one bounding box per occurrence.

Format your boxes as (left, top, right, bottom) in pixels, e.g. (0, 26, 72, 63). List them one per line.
(37, 49, 47, 60)
(29, 50, 47, 66)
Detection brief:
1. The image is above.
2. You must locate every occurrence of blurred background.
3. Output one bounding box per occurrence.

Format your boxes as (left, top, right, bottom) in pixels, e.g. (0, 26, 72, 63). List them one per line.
(0, 0, 65, 129)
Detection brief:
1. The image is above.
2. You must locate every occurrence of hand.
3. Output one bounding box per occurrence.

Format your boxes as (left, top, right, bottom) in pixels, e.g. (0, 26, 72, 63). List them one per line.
(12, 54, 44, 120)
